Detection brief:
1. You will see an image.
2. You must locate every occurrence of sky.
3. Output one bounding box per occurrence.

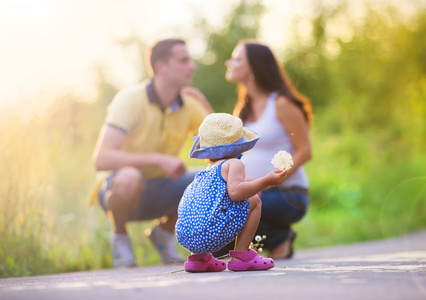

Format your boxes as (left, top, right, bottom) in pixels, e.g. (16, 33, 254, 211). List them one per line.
(0, 0, 423, 112)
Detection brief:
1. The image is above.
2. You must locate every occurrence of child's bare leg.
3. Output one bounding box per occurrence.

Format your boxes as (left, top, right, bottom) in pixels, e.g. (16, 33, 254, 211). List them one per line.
(232, 195, 262, 260)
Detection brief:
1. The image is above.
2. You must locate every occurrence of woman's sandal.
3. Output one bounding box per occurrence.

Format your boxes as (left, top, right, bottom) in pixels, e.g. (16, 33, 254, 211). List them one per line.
(287, 230, 297, 259)
(228, 249, 274, 271)
(184, 253, 226, 273)
(269, 230, 297, 259)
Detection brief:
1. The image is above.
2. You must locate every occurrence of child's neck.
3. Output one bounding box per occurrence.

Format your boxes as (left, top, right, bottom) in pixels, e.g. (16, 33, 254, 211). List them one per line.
(207, 159, 225, 169)
(207, 155, 239, 169)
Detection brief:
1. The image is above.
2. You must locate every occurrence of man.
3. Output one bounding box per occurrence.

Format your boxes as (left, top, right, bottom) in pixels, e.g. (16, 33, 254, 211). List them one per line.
(91, 38, 213, 267)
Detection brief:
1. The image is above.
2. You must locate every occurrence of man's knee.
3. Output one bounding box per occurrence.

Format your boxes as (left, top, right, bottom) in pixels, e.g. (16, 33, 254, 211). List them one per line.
(111, 167, 144, 200)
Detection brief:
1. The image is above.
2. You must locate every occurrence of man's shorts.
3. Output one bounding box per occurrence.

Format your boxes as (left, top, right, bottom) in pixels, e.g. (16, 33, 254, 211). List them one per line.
(98, 171, 197, 221)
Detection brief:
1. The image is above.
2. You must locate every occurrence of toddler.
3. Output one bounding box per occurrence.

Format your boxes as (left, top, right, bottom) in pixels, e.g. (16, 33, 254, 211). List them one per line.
(176, 113, 288, 272)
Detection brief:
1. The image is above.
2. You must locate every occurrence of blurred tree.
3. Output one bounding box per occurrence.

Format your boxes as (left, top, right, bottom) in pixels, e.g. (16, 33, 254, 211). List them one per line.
(192, 0, 264, 113)
(284, 2, 426, 155)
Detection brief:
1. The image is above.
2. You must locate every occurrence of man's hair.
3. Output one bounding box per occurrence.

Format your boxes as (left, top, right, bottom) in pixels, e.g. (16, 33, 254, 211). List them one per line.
(147, 38, 186, 76)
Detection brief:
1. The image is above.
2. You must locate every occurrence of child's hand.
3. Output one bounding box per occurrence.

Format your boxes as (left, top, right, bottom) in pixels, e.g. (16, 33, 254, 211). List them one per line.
(266, 169, 289, 187)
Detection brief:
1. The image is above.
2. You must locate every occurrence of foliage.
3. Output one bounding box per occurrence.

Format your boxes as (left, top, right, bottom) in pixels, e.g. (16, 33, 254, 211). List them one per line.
(0, 0, 425, 278)
(282, 2, 426, 247)
(191, 0, 265, 113)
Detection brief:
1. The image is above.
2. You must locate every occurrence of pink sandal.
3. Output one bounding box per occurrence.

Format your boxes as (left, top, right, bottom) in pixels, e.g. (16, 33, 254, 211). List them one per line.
(184, 253, 226, 273)
(228, 249, 274, 271)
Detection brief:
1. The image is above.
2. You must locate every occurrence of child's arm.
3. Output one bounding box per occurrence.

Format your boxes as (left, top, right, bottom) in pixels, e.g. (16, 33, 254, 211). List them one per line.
(224, 159, 288, 201)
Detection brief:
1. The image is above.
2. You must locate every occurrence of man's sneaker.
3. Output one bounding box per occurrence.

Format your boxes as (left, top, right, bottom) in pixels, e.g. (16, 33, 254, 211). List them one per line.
(111, 233, 137, 268)
(148, 225, 186, 264)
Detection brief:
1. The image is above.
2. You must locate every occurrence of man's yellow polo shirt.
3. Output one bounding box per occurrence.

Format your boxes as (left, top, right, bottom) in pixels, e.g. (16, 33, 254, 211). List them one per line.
(90, 80, 208, 205)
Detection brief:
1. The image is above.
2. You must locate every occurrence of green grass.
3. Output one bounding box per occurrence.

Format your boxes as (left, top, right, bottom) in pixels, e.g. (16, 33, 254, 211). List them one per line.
(1, 1, 426, 278)
(0, 102, 425, 278)
(293, 130, 426, 250)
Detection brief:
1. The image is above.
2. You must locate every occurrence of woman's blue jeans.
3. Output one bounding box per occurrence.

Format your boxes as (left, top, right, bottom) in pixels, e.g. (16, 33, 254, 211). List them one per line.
(256, 187, 309, 250)
(212, 187, 309, 256)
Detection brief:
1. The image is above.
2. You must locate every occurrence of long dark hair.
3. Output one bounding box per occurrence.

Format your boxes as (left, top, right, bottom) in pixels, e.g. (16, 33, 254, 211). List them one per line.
(233, 41, 313, 127)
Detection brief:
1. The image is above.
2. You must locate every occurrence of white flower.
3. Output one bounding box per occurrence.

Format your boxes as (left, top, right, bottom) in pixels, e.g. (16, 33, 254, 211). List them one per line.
(250, 235, 267, 254)
(271, 150, 294, 170)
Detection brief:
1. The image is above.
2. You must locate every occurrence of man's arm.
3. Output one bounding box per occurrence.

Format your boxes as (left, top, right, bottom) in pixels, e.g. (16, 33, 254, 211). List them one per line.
(93, 125, 186, 180)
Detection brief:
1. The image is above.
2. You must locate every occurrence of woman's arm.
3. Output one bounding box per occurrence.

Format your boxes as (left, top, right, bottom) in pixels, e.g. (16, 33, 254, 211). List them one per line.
(181, 86, 214, 114)
(275, 96, 312, 177)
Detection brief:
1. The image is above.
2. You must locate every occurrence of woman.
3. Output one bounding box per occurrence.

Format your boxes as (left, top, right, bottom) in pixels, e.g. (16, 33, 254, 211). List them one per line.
(220, 40, 313, 259)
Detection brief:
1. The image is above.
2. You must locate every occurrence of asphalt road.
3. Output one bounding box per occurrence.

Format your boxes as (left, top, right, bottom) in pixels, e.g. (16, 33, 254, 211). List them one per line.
(1, 230, 425, 300)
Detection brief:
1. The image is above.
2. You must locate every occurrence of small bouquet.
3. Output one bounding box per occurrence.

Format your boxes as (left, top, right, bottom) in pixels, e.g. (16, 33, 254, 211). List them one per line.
(271, 150, 294, 170)
(250, 235, 266, 254)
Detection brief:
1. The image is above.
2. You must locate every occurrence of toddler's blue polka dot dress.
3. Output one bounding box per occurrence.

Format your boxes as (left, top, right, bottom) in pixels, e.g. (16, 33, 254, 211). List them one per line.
(176, 159, 250, 254)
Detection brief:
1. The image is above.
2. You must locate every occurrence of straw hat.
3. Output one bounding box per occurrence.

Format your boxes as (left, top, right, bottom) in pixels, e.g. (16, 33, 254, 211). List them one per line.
(189, 113, 260, 159)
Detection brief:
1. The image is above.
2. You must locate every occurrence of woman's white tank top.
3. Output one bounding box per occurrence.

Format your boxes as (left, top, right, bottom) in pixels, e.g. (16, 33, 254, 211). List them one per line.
(242, 92, 309, 189)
